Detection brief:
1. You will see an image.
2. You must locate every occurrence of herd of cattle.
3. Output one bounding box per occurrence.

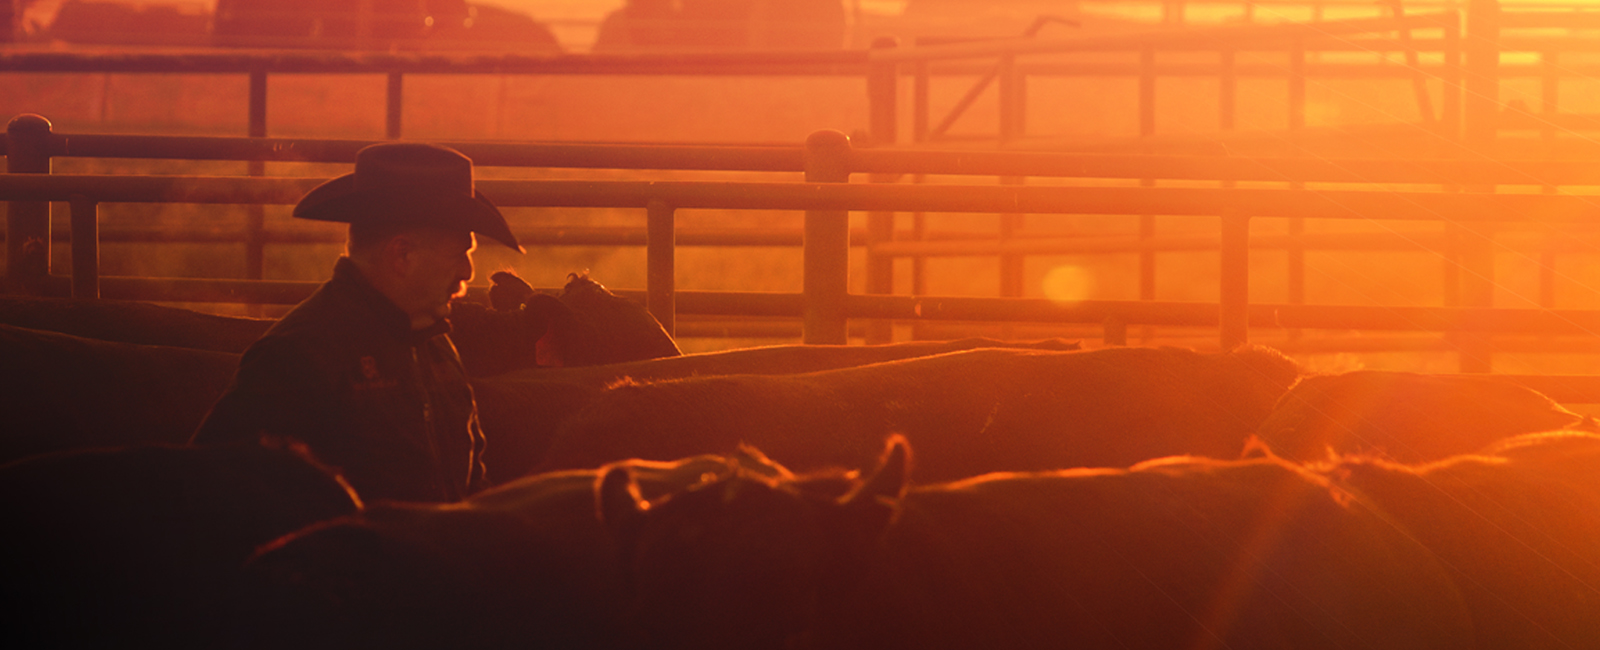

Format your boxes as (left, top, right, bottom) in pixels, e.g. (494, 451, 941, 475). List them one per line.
(2, 272, 1597, 648)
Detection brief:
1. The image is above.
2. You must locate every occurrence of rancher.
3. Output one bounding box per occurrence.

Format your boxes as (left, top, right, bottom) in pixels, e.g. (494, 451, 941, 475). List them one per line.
(193, 142, 523, 502)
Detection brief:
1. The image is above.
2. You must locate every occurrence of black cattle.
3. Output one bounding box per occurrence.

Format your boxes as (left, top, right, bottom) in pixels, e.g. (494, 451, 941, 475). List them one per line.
(539, 345, 1302, 482)
(1255, 370, 1592, 462)
(1324, 431, 1600, 648)
(0, 324, 239, 463)
(600, 437, 1476, 650)
(481, 271, 681, 370)
(1, 440, 360, 648)
(472, 337, 1081, 479)
(232, 452, 782, 650)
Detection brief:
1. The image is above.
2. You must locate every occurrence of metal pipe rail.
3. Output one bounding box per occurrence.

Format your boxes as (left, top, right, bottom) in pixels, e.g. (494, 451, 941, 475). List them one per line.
(11, 130, 1600, 187)
(0, 49, 873, 76)
(15, 122, 1600, 188)
(5, 174, 1597, 222)
(9, 121, 1600, 366)
(7, 171, 1600, 349)
(875, 13, 1459, 63)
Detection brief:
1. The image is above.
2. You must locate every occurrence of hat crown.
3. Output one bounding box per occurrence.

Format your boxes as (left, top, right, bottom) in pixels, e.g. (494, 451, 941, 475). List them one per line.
(352, 143, 475, 198)
(291, 142, 523, 253)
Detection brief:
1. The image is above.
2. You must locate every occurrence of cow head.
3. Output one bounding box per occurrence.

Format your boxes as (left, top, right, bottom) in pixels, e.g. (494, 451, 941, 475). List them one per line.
(487, 271, 680, 369)
(450, 271, 681, 376)
(542, 272, 681, 367)
(599, 437, 911, 650)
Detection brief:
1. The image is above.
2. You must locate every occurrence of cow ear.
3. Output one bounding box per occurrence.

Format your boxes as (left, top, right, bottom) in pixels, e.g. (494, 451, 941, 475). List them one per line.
(846, 434, 911, 507)
(825, 437, 910, 570)
(489, 271, 537, 311)
(597, 464, 649, 543)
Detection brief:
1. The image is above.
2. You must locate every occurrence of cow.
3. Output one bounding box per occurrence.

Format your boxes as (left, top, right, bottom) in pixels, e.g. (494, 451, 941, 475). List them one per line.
(1255, 370, 1593, 463)
(0, 440, 360, 649)
(230, 451, 784, 650)
(1321, 431, 1600, 648)
(0, 324, 239, 463)
(462, 270, 681, 374)
(471, 336, 1081, 479)
(538, 345, 1303, 483)
(599, 437, 1477, 650)
(0, 317, 1071, 472)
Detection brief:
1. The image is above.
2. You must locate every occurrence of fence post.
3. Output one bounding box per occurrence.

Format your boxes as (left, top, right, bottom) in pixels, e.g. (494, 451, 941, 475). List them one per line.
(246, 70, 268, 293)
(1139, 47, 1156, 139)
(69, 196, 98, 299)
(6, 114, 54, 295)
(868, 36, 898, 146)
(1288, 38, 1305, 134)
(1463, 0, 1499, 150)
(1103, 316, 1127, 346)
(646, 199, 676, 338)
(386, 71, 404, 140)
(998, 54, 1021, 143)
(1220, 212, 1251, 351)
(1459, 0, 1500, 373)
(865, 37, 899, 344)
(1441, 15, 1462, 146)
(999, 178, 1024, 299)
(1139, 46, 1157, 342)
(913, 60, 930, 143)
(1540, 50, 1558, 146)
(1219, 49, 1236, 132)
(803, 129, 852, 345)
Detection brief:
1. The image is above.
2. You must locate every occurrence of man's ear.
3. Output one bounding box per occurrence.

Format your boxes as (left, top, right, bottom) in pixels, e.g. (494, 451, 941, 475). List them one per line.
(383, 233, 421, 274)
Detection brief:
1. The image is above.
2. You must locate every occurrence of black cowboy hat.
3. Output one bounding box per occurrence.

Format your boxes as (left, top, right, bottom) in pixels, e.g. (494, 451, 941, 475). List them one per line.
(293, 142, 523, 253)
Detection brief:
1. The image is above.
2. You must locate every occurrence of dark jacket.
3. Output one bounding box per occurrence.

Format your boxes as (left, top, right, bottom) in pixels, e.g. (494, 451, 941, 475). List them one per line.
(194, 258, 487, 502)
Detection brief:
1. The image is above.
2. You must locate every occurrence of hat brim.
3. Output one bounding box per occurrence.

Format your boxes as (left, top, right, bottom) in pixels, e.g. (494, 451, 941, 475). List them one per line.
(293, 174, 524, 253)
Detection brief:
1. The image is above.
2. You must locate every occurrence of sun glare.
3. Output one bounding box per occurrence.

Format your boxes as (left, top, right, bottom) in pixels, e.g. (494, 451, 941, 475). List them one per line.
(1042, 265, 1094, 303)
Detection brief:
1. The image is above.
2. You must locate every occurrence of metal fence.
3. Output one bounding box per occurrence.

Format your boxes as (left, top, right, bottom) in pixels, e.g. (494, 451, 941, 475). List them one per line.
(6, 120, 1600, 376)
(7, 6, 1598, 149)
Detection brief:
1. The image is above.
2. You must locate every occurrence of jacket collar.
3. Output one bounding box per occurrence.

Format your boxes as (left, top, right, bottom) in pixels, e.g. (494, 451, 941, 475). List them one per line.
(330, 257, 454, 344)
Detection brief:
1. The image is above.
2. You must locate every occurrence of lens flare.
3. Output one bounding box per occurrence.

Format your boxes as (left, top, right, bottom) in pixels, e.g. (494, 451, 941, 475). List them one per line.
(1041, 265, 1093, 303)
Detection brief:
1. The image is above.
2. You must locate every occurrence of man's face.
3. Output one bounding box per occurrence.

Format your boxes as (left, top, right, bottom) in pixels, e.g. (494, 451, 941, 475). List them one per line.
(398, 227, 476, 325)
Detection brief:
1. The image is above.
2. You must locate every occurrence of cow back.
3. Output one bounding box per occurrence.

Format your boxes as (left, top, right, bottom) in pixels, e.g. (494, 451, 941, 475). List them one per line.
(471, 338, 1080, 480)
(0, 296, 272, 352)
(1326, 431, 1600, 648)
(539, 345, 1303, 481)
(0, 324, 239, 463)
(1257, 371, 1588, 462)
(610, 452, 1475, 650)
(235, 454, 749, 650)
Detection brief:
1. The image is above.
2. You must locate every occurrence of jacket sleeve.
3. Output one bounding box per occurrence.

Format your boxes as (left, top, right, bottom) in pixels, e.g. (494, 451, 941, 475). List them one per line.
(191, 336, 340, 448)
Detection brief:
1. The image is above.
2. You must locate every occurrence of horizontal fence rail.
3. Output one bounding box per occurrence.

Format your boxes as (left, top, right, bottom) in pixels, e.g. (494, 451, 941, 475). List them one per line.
(11, 132, 1600, 186)
(4, 174, 1600, 221)
(8, 122, 1600, 380)
(5, 6, 1595, 153)
(6, 172, 1600, 332)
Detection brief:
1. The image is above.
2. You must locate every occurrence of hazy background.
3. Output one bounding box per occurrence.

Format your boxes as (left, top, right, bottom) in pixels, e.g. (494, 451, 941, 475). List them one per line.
(5, 0, 1600, 371)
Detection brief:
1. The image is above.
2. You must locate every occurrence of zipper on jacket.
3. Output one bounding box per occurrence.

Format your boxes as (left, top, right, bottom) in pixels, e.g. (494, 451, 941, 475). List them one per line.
(411, 346, 451, 499)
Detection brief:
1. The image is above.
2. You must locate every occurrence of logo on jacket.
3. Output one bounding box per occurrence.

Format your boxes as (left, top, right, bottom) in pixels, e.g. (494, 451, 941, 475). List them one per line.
(352, 355, 398, 392)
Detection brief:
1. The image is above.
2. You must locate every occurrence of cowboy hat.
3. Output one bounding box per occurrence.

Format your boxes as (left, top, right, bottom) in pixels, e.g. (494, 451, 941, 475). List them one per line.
(293, 142, 523, 253)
